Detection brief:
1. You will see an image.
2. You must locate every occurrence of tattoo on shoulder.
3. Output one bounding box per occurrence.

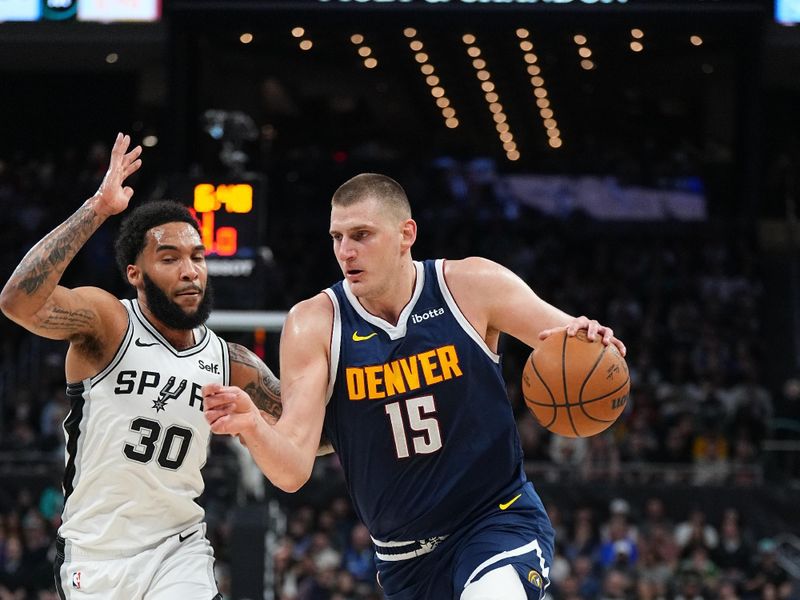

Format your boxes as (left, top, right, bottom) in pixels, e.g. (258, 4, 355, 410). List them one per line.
(229, 343, 283, 420)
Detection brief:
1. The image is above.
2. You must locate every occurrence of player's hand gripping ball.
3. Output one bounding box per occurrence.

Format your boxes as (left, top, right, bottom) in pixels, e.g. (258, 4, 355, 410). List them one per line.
(522, 329, 630, 438)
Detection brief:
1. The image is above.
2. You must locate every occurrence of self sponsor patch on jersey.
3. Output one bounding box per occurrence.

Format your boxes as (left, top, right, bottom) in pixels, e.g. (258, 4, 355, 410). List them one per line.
(345, 344, 463, 400)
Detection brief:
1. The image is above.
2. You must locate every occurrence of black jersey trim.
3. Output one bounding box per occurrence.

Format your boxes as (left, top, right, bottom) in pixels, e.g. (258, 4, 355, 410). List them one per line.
(128, 299, 212, 357)
(62, 382, 86, 502)
(217, 335, 230, 386)
(54, 536, 66, 600)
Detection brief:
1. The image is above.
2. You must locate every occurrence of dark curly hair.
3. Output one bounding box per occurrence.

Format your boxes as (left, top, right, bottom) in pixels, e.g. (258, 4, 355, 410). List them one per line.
(114, 200, 200, 282)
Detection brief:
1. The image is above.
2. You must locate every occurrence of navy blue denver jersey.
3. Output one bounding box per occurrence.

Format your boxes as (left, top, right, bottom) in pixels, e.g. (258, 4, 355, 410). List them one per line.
(323, 259, 527, 542)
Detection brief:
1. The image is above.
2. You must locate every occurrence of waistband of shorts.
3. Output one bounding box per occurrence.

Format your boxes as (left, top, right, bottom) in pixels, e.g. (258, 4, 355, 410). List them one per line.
(57, 523, 206, 560)
(57, 535, 144, 560)
(371, 534, 449, 561)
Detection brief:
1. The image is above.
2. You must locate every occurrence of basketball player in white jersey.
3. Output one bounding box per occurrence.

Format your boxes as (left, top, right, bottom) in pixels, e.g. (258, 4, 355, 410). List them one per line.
(0, 133, 281, 599)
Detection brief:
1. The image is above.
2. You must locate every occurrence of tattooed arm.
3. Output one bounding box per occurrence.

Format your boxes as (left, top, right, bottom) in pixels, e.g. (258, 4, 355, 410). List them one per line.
(227, 342, 282, 423)
(225, 341, 334, 455)
(0, 133, 142, 344)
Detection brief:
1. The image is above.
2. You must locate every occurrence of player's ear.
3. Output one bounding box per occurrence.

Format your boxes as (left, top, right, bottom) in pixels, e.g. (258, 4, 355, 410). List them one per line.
(126, 264, 141, 287)
(400, 218, 417, 252)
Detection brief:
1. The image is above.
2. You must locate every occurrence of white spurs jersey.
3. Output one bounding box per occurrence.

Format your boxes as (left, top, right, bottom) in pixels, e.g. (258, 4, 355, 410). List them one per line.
(59, 299, 230, 555)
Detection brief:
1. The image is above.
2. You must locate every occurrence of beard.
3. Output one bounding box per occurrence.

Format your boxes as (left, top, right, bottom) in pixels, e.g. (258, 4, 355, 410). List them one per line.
(142, 273, 214, 330)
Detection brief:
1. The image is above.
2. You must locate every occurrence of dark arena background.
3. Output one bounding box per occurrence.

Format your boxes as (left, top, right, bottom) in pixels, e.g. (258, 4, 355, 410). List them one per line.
(1, 0, 800, 598)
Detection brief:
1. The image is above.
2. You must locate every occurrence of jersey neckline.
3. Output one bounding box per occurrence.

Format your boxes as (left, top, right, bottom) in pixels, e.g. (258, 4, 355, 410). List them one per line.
(342, 261, 424, 341)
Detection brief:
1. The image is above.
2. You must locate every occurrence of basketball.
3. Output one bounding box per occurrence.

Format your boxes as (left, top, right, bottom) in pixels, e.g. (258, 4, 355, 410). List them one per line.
(522, 329, 630, 438)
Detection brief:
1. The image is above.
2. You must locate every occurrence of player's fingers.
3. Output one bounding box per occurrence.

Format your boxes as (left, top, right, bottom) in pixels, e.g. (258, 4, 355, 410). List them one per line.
(124, 158, 142, 178)
(112, 133, 130, 159)
(204, 406, 233, 424)
(125, 144, 142, 162)
(566, 316, 588, 337)
(203, 394, 236, 411)
(613, 338, 627, 357)
(585, 319, 602, 341)
(110, 132, 124, 156)
(202, 382, 224, 397)
(599, 326, 614, 345)
(209, 415, 233, 435)
(211, 413, 254, 436)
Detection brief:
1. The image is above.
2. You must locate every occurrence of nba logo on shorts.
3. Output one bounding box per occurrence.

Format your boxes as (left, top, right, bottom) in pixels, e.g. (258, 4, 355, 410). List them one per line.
(71, 571, 81, 589)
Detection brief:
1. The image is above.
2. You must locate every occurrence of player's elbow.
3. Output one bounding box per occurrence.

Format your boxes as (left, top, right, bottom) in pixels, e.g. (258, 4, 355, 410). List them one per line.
(0, 286, 26, 323)
(271, 469, 311, 493)
(270, 457, 314, 493)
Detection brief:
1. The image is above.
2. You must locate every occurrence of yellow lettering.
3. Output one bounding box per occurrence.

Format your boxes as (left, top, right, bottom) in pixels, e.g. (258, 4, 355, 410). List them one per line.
(364, 365, 386, 399)
(398, 356, 421, 391)
(346, 367, 366, 401)
(437, 345, 462, 380)
(417, 350, 442, 385)
(347, 347, 464, 401)
(383, 361, 407, 396)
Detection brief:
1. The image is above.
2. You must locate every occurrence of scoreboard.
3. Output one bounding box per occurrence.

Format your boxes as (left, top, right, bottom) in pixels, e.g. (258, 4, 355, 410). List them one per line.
(170, 175, 268, 309)
(191, 183, 256, 263)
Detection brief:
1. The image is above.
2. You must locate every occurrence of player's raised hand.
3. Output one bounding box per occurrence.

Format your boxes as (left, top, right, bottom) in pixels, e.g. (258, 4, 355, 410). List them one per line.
(93, 133, 143, 217)
(203, 382, 263, 436)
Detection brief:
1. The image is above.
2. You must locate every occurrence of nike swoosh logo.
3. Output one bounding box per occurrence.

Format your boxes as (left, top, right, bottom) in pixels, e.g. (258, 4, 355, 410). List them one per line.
(499, 494, 522, 511)
(179, 530, 197, 543)
(352, 331, 377, 342)
(135, 338, 159, 347)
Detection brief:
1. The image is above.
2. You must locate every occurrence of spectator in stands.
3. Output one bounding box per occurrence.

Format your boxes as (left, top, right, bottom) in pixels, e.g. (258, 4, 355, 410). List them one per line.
(741, 539, 792, 600)
(342, 523, 376, 585)
(640, 497, 673, 538)
(678, 544, 720, 593)
(714, 508, 752, 577)
(675, 508, 719, 551)
(563, 506, 600, 563)
(0, 534, 28, 597)
(599, 568, 632, 599)
(571, 554, 602, 599)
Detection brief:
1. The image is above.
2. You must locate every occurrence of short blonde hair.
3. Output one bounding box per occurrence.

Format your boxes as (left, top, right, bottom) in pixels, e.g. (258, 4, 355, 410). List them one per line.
(331, 173, 412, 221)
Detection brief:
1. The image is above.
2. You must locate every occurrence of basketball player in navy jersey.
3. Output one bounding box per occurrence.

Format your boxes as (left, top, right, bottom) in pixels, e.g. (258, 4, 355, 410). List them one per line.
(0, 134, 281, 599)
(204, 173, 626, 599)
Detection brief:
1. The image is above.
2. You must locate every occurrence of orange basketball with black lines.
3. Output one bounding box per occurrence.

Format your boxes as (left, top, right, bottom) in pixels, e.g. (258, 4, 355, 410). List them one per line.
(522, 329, 630, 438)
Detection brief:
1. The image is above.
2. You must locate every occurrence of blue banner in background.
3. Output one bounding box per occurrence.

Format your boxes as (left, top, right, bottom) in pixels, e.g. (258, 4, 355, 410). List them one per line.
(776, 0, 800, 23)
(0, 0, 40, 21)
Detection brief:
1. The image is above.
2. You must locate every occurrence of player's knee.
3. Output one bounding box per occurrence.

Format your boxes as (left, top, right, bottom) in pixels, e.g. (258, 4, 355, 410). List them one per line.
(460, 564, 528, 600)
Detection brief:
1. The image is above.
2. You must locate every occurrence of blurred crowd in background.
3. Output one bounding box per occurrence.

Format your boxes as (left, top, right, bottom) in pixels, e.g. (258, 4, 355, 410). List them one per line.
(0, 141, 798, 599)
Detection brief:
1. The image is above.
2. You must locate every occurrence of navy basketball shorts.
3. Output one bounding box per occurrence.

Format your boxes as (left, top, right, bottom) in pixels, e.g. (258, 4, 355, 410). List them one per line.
(375, 482, 555, 600)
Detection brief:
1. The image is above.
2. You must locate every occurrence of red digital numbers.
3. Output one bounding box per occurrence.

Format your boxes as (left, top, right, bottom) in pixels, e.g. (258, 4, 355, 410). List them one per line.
(191, 183, 253, 256)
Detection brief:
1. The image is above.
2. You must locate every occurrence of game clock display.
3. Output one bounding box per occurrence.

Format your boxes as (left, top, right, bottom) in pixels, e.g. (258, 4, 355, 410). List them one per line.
(184, 180, 264, 279)
(168, 176, 268, 310)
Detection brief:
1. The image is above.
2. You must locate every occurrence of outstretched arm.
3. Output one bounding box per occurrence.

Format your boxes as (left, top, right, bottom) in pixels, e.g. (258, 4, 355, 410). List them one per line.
(0, 133, 142, 342)
(204, 294, 332, 492)
(445, 257, 626, 355)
